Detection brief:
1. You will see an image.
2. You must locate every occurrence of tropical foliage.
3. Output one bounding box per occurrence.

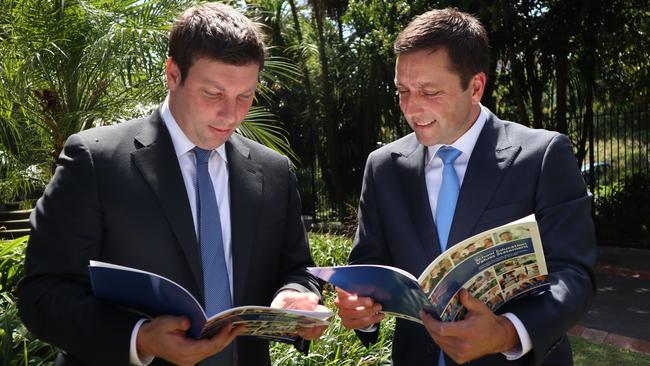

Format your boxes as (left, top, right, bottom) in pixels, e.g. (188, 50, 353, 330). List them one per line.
(2, 234, 650, 364)
(0, 0, 299, 203)
(244, 0, 649, 219)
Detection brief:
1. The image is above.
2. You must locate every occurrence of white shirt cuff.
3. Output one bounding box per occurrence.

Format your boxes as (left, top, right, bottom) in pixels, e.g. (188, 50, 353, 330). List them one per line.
(501, 313, 533, 360)
(130, 318, 155, 366)
(357, 324, 378, 332)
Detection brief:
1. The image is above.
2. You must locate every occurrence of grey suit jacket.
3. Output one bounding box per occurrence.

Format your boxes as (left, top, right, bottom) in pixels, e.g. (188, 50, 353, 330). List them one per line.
(18, 109, 320, 366)
(351, 110, 596, 366)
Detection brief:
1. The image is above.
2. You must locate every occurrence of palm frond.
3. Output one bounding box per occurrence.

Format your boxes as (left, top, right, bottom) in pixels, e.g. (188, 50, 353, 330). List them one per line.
(239, 106, 299, 163)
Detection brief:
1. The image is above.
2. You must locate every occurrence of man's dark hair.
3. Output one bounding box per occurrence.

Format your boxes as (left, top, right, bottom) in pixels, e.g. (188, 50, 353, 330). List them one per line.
(168, 2, 266, 84)
(394, 8, 489, 89)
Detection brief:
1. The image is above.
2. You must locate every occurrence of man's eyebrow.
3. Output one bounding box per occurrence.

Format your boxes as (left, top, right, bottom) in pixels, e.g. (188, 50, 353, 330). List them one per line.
(394, 81, 440, 88)
(201, 79, 256, 95)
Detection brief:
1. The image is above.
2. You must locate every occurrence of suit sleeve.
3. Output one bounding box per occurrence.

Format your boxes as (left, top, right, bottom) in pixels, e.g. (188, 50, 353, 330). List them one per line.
(18, 134, 140, 365)
(348, 153, 392, 346)
(506, 134, 597, 365)
(272, 157, 323, 354)
(274, 157, 321, 296)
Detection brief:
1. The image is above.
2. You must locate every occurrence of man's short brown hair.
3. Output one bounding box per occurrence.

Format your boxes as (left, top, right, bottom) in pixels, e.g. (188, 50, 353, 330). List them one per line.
(168, 2, 266, 84)
(394, 8, 489, 89)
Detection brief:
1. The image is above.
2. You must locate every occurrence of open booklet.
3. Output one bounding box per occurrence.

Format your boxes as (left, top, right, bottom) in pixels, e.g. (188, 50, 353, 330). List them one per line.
(89, 261, 332, 343)
(309, 214, 548, 324)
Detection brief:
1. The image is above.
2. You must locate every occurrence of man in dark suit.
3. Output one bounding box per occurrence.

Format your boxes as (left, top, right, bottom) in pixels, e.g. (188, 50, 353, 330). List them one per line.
(18, 3, 325, 365)
(334, 8, 596, 366)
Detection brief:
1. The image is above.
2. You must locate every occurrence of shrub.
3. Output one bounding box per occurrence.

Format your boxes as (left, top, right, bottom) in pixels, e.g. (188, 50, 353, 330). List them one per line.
(594, 173, 650, 248)
(270, 233, 394, 365)
(0, 237, 57, 365)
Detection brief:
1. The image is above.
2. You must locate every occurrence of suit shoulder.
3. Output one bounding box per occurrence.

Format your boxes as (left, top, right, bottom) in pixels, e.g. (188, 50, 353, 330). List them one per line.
(499, 118, 562, 143)
(229, 133, 289, 166)
(74, 117, 148, 147)
(493, 118, 571, 154)
(368, 133, 419, 162)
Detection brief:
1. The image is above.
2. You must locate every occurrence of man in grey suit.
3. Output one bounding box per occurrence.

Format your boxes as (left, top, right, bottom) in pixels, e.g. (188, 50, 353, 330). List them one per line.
(334, 8, 596, 366)
(18, 3, 325, 366)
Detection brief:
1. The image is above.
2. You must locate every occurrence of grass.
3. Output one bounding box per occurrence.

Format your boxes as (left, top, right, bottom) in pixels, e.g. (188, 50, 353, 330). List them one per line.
(2, 233, 650, 364)
(268, 233, 650, 365)
(570, 336, 650, 366)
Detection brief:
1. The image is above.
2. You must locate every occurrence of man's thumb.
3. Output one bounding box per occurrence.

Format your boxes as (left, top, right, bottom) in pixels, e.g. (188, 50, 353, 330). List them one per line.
(459, 288, 488, 313)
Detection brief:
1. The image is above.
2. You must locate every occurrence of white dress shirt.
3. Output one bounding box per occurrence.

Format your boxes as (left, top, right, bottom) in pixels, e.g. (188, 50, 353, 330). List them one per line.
(424, 105, 532, 360)
(129, 97, 234, 365)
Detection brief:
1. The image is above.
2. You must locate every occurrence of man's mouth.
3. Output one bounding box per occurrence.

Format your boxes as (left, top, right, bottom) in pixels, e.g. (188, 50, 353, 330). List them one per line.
(209, 125, 230, 133)
(415, 120, 435, 127)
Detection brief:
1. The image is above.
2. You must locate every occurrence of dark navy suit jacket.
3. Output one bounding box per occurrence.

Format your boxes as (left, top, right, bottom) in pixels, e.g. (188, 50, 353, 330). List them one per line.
(18, 109, 320, 366)
(351, 110, 596, 366)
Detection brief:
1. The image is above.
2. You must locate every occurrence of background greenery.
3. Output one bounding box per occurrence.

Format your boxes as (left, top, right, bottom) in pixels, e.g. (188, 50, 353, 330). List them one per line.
(0, 0, 648, 363)
(1, 234, 649, 365)
(1, 1, 648, 246)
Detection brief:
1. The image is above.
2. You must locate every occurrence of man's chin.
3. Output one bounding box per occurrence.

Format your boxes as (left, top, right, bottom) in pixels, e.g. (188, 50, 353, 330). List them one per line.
(414, 134, 441, 147)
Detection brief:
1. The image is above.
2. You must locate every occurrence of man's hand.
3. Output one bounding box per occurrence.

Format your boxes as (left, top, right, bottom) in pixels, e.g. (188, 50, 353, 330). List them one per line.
(420, 289, 520, 364)
(334, 287, 384, 330)
(136, 315, 244, 366)
(271, 290, 328, 340)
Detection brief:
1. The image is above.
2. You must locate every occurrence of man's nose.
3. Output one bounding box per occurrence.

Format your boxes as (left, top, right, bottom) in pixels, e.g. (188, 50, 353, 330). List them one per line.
(401, 94, 424, 118)
(217, 99, 238, 125)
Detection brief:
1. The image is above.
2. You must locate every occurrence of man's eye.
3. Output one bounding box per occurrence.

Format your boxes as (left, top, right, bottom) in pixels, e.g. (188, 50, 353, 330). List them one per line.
(396, 90, 409, 96)
(423, 91, 439, 97)
(205, 92, 223, 99)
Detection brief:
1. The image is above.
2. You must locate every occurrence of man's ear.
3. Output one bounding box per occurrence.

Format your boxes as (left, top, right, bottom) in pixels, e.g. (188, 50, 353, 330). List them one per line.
(166, 58, 182, 91)
(470, 72, 486, 105)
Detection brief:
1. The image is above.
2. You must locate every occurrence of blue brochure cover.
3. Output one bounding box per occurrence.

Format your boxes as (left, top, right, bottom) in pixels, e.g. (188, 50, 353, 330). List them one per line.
(308, 265, 431, 323)
(89, 261, 332, 342)
(310, 215, 549, 324)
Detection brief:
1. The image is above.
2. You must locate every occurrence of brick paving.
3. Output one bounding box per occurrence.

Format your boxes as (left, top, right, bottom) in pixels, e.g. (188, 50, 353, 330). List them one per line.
(594, 264, 650, 281)
(568, 257, 650, 356)
(569, 324, 650, 355)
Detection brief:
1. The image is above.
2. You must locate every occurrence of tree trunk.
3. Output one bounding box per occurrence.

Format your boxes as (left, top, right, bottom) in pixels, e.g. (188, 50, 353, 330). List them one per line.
(288, 0, 325, 220)
(555, 43, 568, 134)
(483, 50, 498, 112)
(509, 49, 530, 126)
(577, 0, 600, 181)
(525, 48, 544, 129)
(310, 0, 343, 206)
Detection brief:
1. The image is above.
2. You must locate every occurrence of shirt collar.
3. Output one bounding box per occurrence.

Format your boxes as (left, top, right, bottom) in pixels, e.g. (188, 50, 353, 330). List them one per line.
(426, 104, 488, 164)
(161, 96, 228, 162)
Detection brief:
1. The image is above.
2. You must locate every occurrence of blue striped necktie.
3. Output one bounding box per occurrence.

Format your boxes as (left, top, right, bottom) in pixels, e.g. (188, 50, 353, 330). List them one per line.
(434, 146, 461, 366)
(193, 147, 233, 366)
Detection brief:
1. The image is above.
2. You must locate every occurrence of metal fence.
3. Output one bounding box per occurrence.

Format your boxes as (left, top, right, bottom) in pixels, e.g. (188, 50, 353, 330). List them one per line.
(572, 106, 649, 197)
(299, 106, 650, 227)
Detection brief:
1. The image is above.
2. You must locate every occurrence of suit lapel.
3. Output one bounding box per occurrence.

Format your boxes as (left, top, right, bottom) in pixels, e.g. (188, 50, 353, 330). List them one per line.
(226, 135, 263, 306)
(448, 113, 521, 246)
(131, 110, 203, 290)
(393, 135, 440, 264)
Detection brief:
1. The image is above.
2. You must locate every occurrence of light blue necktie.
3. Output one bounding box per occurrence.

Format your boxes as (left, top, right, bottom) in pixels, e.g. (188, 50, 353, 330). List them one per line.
(435, 146, 462, 251)
(194, 147, 233, 366)
(434, 146, 461, 366)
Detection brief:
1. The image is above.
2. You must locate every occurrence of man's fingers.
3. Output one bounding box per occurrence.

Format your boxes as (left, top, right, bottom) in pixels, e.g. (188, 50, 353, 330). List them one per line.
(458, 289, 490, 314)
(296, 325, 328, 340)
(420, 311, 466, 338)
(271, 290, 321, 310)
(150, 315, 191, 332)
(339, 312, 384, 330)
(337, 301, 382, 318)
(333, 287, 384, 329)
(335, 287, 351, 297)
(313, 304, 330, 313)
(334, 293, 375, 309)
(225, 324, 246, 343)
(203, 323, 244, 353)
